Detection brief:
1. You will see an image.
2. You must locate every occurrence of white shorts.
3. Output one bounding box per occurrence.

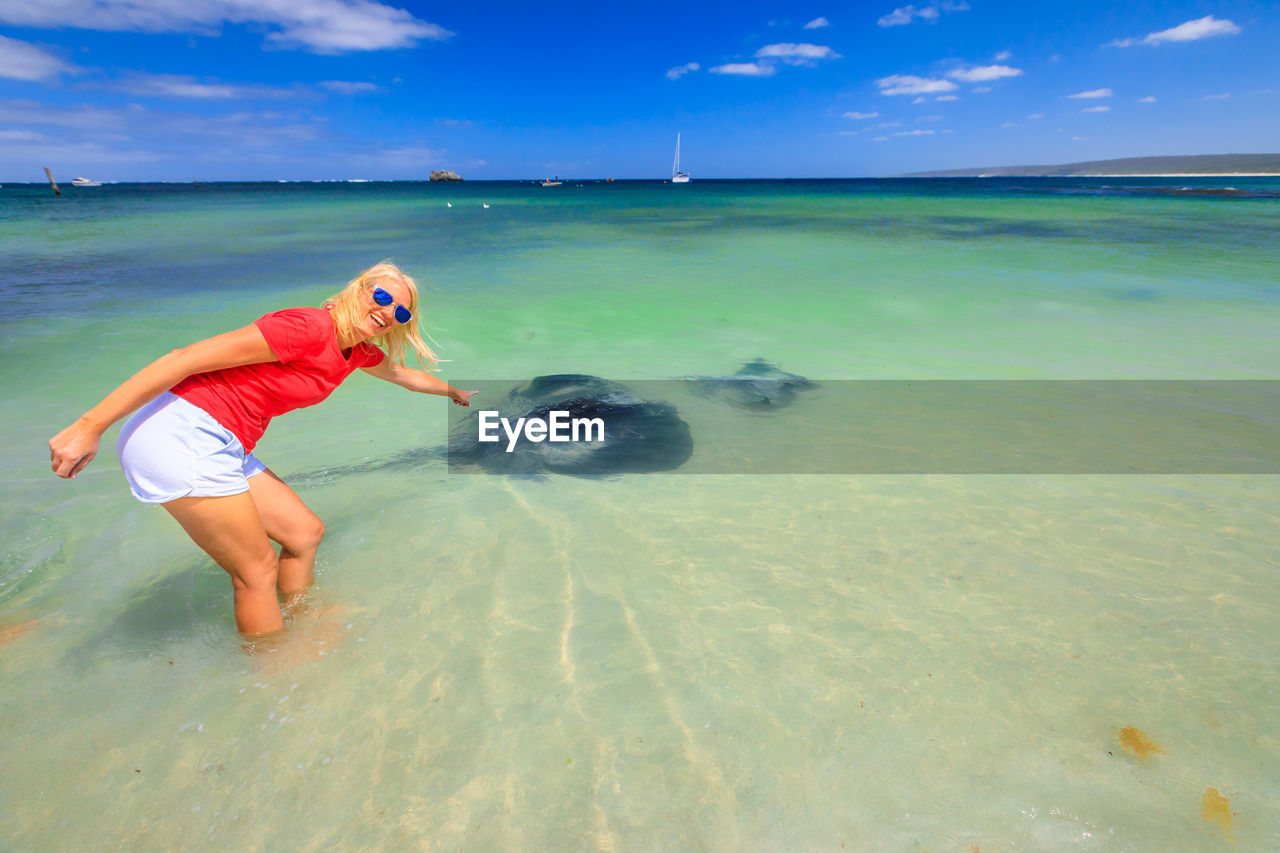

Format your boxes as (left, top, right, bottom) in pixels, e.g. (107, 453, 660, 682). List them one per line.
(117, 392, 267, 504)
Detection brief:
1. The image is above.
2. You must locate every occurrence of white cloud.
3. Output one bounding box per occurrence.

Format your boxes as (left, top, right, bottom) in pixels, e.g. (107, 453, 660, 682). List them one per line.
(893, 129, 935, 136)
(877, 5, 926, 26)
(1002, 122, 1017, 128)
(0, 34, 76, 81)
(877, 121, 902, 127)
(1201, 93, 1231, 100)
(0, 98, 134, 131)
(1082, 105, 1110, 112)
(804, 17, 830, 29)
(888, 6, 916, 25)
(916, 114, 942, 122)
(948, 64, 1022, 83)
(709, 62, 775, 77)
(712, 44, 838, 78)
(1109, 15, 1241, 48)
(351, 145, 446, 166)
(666, 62, 700, 81)
(0, 0, 452, 54)
(0, 136, 168, 168)
(112, 73, 293, 99)
(876, 74, 958, 96)
(0, 128, 44, 140)
(838, 130, 858, 135)
(873, 136, 889, 141)
(843, 111, 878, 119)
(972, 86, 991, 93)
(994, 50, 1011, 61)
(877, 1, 965, 26)
(320, 80, 381, 94)
(0, 98, 324, 146)
(754, 43, 841, 66)
(1068, 88, 1112, 99)
(935, 94, 958, 101)
(1028, 113, 1044, 119)
(1138, 96, 1156, 103)
(912, 96, 926, 104)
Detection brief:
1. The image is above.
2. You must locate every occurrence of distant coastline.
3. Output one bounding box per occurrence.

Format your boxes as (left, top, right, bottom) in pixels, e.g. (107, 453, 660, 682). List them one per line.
(900, 153, 1280, 178)
(900, 173, 1280, 178)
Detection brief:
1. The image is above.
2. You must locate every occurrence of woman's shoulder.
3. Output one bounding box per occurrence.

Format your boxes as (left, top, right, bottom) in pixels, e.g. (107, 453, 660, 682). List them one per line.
(254, 306, 336, 361)
(259, 305, 329, 324)
(256, 306, 333, 335)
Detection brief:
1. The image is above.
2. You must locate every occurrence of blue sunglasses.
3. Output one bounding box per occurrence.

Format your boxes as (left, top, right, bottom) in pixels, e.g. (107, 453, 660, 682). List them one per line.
(372, 287, 412, 324)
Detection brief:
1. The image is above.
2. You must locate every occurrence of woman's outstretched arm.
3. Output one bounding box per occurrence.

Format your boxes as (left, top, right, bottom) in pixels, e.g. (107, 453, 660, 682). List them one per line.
(361, 359, 477, 406)
(49, 325, 276, 479)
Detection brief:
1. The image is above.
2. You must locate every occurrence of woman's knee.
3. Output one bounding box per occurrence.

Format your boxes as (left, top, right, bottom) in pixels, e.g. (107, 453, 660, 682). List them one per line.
(273, 514, 324, 555)
(229, 548, 280, 592)
(296, 516, 325, 552)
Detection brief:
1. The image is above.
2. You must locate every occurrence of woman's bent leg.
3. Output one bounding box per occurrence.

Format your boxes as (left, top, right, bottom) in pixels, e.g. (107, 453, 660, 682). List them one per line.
(247, 468, 325, 595)
(163, 492, 283, 636)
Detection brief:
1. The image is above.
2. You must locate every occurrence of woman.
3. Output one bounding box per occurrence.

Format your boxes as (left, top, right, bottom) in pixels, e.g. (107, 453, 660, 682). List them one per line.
(48, 262, 475, 637)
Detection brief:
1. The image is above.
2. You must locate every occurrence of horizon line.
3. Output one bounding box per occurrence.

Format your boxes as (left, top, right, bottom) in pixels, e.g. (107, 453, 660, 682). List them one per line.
(6, 174, 1280, 185)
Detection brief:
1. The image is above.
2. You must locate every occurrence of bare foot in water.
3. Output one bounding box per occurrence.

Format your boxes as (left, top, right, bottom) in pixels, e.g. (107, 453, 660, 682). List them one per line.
(243, 600, 349, 671)
(278, 589, 341, 622)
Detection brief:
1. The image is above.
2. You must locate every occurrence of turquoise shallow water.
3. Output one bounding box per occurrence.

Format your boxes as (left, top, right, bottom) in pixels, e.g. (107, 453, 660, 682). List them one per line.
(2, 179, 1278, 848)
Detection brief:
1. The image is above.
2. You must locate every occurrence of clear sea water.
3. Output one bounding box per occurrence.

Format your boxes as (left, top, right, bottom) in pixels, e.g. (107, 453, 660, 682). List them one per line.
(2, 178, 1278, 849)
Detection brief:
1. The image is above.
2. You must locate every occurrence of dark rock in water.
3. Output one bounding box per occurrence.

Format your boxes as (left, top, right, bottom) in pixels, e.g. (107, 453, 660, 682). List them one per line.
(429, 170, 463, 182)
(688, 359, 818, 411)
(450, 375, 693, 477)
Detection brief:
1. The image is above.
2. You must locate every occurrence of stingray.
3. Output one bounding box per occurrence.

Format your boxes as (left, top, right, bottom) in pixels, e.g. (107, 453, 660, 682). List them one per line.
(285, 375, 692, 484)
(448, 375, 693, 477)
(686, 359, 818, 411)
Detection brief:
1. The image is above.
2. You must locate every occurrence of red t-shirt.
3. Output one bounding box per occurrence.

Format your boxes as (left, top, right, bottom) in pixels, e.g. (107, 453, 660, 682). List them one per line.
(171, 307, 385, 452)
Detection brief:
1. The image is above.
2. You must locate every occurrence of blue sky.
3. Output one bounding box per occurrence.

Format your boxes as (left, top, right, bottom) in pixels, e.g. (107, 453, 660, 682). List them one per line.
(1, 0, 1276, 180)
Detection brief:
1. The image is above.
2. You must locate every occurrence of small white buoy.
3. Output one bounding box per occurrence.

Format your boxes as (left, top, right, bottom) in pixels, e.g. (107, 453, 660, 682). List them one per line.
(482, 203, 490, 208)
(446, 202, 452, 207)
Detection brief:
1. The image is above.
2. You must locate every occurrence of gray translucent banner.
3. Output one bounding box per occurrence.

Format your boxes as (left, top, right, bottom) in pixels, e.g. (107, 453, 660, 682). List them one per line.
(445, 377, 1280, 475)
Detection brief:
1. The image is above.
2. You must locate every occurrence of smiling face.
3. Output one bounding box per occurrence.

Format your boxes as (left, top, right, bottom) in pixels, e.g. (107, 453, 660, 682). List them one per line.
(358, 276, 412, 340)
(324, 261, 436, 364)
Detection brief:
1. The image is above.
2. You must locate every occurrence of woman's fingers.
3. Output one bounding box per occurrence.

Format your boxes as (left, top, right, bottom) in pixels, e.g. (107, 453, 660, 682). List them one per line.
(68, 452, 95, 478)
(49, 426, 100, 478)
(51, 450, 82, 478)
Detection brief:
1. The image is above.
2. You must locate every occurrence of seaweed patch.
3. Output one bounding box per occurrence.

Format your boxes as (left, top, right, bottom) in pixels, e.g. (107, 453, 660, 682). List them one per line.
(1117, 726, 1166, 760)
(1200, 787, 1236, 842)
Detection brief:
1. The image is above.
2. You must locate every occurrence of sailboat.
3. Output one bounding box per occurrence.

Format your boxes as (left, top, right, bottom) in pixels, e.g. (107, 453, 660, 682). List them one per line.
(671, 133, 690, 183)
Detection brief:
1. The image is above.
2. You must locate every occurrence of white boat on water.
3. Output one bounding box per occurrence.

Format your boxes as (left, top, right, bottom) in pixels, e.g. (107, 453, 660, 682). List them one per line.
(671, 133, 690, 183)
(541, 177, 563, 187)
(71, 177, 101, 187)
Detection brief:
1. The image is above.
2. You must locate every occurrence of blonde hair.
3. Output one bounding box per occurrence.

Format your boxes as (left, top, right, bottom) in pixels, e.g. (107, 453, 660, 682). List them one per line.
(323, 261, 439, 369)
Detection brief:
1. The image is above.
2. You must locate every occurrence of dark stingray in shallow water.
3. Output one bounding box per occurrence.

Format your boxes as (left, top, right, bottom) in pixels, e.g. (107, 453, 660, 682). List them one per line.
(449, 375, 693, 477)
(687, 359, 818, 411)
